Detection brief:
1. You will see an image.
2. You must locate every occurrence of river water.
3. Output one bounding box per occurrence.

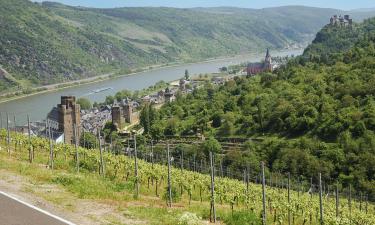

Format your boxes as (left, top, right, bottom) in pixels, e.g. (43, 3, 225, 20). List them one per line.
(0, 49, 302, 125)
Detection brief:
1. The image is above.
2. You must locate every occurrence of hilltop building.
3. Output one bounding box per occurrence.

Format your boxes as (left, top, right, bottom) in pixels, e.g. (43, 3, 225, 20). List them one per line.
(330, 15, 352, 27)
(247, 49, 273, 76)
(47, 96, 81, 144)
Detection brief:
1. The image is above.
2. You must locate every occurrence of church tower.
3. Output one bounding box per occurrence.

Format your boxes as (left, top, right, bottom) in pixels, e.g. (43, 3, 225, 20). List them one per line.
(264, 48, 272, 72)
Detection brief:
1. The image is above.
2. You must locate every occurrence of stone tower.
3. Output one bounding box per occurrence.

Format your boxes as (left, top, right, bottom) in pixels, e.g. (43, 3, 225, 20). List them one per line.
(112, 104, 124, 129)
(122, 98, 133, 124)
(57, 96, 81, 144)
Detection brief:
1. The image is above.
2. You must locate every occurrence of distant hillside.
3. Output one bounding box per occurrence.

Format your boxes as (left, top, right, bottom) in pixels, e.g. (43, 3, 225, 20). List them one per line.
(1, 0, 375, 94)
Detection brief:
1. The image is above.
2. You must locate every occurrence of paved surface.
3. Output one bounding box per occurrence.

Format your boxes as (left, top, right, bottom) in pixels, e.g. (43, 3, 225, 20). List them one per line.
(0, 191, 75, 225)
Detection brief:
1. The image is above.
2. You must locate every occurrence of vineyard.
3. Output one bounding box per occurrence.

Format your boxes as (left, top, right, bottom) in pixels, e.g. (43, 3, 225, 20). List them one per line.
(0, 128, 374, 225)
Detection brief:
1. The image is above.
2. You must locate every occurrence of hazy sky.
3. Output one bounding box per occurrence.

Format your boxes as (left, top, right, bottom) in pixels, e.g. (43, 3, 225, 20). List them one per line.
(33, 0, 375, 10)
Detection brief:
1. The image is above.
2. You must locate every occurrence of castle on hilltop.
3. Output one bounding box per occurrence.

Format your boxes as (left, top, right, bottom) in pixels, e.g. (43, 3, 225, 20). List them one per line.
(247, 49, 273, 76)
(330, 15, 352, 27)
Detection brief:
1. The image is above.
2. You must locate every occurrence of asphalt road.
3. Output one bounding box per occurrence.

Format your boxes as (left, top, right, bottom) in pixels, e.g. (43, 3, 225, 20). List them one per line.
(0, 191, 75, 225)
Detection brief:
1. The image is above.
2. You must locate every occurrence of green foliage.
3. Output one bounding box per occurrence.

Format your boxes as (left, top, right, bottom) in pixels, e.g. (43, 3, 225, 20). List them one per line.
(162, 185, 181, 203)
(140, 103, 158, 134)
(80, 132, 97, 149)
(77, 98, 92, 110)
(3, 1, 375, 93)
(202, 137, 222, 156)
(149, 17, 375, 195)
(223, 211, 261, 225)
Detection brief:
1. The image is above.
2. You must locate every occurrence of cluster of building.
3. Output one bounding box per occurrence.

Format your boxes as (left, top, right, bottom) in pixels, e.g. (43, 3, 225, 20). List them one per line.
(81, 105, 111, 134)
(330, 15, 353, 27)
(37, 62, 243, 144)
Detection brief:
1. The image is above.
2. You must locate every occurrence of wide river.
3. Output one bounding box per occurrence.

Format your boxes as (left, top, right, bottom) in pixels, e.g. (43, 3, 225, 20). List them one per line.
(0, 49, 302, 125)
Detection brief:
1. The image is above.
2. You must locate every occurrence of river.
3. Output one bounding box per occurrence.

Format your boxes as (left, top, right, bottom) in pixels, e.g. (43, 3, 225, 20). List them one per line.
(0, 49, 302, 125)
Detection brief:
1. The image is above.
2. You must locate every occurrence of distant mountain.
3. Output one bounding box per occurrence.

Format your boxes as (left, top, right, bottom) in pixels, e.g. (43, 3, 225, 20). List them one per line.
(1, 0, 375, 94)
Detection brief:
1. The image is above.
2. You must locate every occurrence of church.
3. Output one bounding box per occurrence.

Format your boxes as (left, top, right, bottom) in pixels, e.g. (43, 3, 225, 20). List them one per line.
(247, 49, 273, 76)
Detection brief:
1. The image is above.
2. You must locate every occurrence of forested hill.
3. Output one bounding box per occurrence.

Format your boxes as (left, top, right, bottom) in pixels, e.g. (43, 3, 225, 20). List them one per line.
(144, 17, 375, 198)
(1, 0, 375, 94)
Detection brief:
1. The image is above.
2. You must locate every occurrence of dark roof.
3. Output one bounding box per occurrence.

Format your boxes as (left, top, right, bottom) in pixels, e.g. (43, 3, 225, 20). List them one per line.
(47, 107, 59, 122)
(247, 62, 264, 69)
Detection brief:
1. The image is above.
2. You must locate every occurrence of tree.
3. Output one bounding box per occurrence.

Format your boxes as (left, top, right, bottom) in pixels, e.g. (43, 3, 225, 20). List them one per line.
(105, 95, 115, 105)
(115, 90, 132, 102)
(140, 103, 157, 134)
(80, 132, 97, 149)
(202, 137, 222, 157)
(184, 69, 190, 80)
(77, 98, 92, 110)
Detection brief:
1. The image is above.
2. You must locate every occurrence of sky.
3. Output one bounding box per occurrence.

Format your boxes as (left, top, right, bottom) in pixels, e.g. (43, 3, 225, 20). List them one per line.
(33, 0, 375, 10)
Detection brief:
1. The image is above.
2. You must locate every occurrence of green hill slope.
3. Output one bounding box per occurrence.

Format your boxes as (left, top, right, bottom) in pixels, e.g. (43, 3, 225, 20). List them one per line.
(144, 17, 375, 198)
(1, 0, 375, 94)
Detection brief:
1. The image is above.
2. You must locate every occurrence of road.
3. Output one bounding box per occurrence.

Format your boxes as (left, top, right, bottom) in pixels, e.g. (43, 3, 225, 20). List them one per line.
(0, 191, 75, 225)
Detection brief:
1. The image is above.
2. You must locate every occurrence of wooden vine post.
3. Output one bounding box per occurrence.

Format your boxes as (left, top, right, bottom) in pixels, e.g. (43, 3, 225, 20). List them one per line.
(134, 134, 139, 199)
(74, 124, 79, 173)
(319, 173, 324, 225)
(48, 119, 54, 170)
(6, 113, 10, 154)
(261, 162, 266, 225)
(98, 130, 104, 176)
(167, 143, 172, 207)
(27, 115, 33, 163)
(209, 151, 216, 223)
(288, 172, 291, 225)
(335, 182, 340, 218)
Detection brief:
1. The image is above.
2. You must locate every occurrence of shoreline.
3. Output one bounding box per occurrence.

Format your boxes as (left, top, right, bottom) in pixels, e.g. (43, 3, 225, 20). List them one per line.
(0, 48, 302, 104)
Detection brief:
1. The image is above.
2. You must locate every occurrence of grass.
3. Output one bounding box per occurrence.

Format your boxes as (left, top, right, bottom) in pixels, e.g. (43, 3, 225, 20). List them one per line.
(0, 148, 264, 225)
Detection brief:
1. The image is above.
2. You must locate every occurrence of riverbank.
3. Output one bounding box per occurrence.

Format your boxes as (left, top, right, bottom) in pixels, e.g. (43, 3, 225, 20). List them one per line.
(0, 48, 302, 104)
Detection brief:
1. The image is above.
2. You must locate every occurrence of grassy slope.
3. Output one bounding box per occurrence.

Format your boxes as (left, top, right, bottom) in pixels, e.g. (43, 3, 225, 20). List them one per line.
(0, 132, 374, 225)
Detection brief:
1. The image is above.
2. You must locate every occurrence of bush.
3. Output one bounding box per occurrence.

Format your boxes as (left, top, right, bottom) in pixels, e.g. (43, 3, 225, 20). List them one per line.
(178, 212, 202, 225)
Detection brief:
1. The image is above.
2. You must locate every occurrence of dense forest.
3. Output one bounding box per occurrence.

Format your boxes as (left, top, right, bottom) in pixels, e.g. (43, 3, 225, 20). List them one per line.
(1, 0, 375, 94)
(139, 18, 375, 199)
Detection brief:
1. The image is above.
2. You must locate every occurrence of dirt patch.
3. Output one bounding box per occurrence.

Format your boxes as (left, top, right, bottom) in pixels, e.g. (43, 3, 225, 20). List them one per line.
(0, 170, 146, 225)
